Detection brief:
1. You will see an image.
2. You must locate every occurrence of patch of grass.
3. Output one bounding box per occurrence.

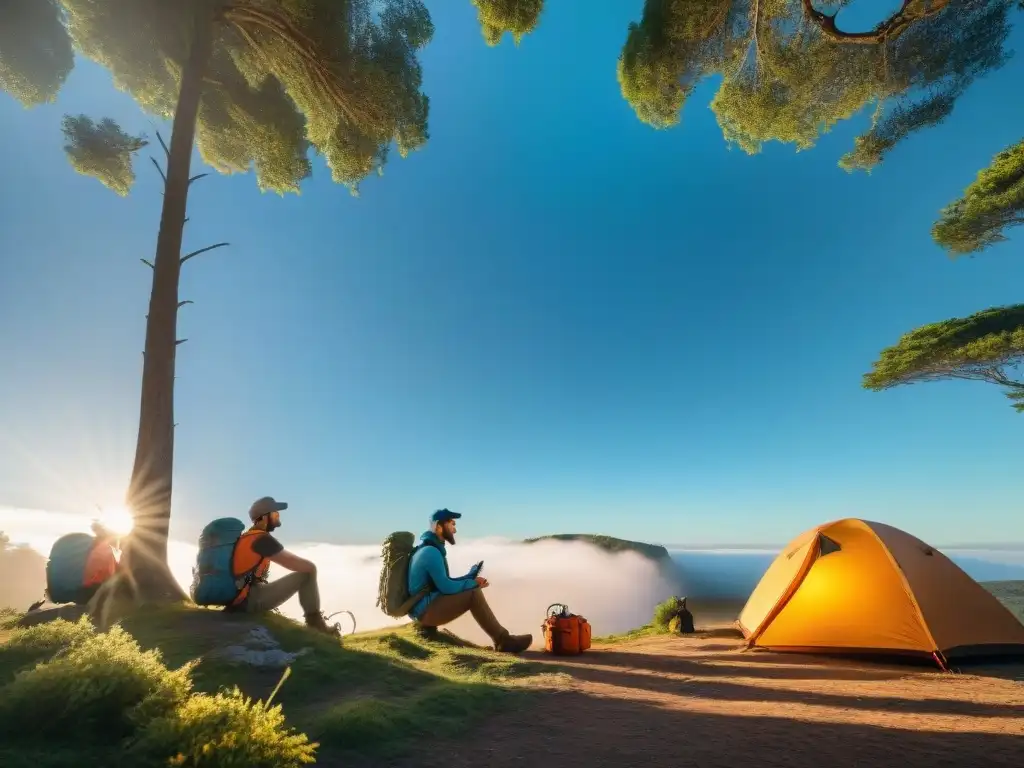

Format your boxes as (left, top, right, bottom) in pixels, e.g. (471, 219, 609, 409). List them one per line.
(594, 596, 683, 644)
(592, 623, 665, 645)
(0, 615, 96, 683)
(215, 612, 545, 758)
(1, 604, 547, 762)
(0, 616, 313, 767)
(309, 678, 524, 757)
(0, 607, 21, 630)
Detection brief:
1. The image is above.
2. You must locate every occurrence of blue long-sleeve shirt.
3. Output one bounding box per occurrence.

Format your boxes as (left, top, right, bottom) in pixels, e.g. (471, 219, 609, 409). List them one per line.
(407, 531, 477, 619)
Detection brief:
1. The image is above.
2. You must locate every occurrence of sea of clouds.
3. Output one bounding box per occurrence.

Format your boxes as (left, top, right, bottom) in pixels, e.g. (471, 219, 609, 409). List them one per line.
(0, 507, 680, 644)
(5, 507, 1023, 644)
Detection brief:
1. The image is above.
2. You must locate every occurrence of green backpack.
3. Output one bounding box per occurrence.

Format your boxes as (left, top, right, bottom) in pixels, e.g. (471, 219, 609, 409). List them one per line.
(376, 531, 432, 618)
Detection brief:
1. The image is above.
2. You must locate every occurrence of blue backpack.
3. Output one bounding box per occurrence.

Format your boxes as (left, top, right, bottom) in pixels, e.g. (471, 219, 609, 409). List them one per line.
(46, 533, 98, 604)
(190, 518, 247, 606)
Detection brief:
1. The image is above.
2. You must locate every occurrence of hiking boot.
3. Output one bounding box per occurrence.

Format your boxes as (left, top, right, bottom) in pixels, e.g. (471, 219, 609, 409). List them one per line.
(305, 611, 341, 638)
(494, 632, 533, 654)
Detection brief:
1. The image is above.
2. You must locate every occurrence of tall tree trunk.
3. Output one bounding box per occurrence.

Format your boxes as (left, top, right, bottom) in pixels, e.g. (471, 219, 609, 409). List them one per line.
(120, 8, 216, 603)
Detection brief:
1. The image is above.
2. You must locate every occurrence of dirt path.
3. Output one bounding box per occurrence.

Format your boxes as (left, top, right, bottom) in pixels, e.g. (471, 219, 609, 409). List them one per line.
(371, 629, 1024, 768)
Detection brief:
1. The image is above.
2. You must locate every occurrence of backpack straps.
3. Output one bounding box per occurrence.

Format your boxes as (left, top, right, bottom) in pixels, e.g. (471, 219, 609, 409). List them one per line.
(225, 530, 268, 611)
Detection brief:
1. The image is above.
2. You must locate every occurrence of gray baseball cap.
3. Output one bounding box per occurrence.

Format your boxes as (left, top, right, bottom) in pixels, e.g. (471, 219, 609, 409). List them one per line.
(249, 496, 288, 521)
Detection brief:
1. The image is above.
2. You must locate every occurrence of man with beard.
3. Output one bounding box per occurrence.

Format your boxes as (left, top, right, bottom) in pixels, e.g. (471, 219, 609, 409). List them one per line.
(407, 509, 533, 653)
(228, 496, 339, 637)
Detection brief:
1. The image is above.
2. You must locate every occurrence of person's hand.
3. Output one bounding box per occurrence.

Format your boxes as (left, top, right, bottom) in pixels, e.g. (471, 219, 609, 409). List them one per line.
(475, 576, 490, 589)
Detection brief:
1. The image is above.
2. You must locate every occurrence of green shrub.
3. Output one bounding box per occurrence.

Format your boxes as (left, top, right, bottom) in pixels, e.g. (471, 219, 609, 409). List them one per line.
(128, 687, 317, 768)
(0, 617, 96, 682)
(652, 597, 679, 630)
(0, 624, 193, 742)
(0, 618, 317, 767)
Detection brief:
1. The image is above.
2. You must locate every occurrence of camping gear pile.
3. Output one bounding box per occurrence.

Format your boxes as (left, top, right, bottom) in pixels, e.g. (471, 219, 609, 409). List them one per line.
(542, 603, 592, 656)
(44, 531, 118, 605)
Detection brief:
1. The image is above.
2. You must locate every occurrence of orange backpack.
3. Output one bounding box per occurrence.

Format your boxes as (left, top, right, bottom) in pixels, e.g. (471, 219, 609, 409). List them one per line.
(542, 603, 592, 656)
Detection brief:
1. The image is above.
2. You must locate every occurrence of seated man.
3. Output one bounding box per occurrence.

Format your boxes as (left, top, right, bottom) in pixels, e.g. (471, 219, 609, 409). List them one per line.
(407, 509, 532, 653)
(230, 496, 338, 636)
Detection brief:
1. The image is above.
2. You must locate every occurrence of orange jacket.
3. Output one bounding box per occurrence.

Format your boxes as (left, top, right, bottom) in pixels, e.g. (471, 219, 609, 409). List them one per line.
(229, 528, 271, 606)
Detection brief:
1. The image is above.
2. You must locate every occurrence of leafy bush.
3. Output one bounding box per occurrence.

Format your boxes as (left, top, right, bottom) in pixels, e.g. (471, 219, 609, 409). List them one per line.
(0, 616, 96, 682)
(128, 687, 316, 768)
(0, 624, 193, 742)
(0, 618, 317, 767)
(652, 597, 680, 631)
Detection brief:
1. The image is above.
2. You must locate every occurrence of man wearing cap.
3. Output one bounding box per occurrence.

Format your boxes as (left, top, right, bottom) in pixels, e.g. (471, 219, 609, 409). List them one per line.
(230, 496, 338, 636)
(406, 509, 532, 653)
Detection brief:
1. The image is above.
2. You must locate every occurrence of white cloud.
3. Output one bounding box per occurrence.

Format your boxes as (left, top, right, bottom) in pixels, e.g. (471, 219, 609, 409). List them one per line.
(1, 507, 680, 645)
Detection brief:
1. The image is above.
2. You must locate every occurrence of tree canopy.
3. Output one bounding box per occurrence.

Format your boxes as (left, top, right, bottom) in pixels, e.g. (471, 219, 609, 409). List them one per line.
(472, 0, 544, 46)
(618, 0, 1013, 172)
(1, 0, 438, 601)
(0, 0, 73, 107)
(932, 137, 1024, 256)
(14, 0, 434, 197)
(61, 115, 149, 197)
(863, 305, 1024, 412)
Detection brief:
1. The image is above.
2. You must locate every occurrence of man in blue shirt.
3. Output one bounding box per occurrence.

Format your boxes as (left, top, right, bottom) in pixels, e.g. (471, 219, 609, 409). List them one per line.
(407, 509, 532, 654)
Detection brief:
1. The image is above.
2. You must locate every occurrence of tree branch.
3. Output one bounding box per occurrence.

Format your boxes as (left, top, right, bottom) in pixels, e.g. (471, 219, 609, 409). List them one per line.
(188, 173, 208, 186)
(150, 156, 167, 185)
(141, 258, 154, 269)
(176, 339, 188, 345)
(801, 0, 951, 45)
(180, 242, 230, 264)
(178, 300, 194, 308)
(155, 130, 170, 159)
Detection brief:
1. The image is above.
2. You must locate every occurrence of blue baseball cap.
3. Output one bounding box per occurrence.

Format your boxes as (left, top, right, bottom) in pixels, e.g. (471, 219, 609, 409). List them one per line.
(430, 508, 461, 526)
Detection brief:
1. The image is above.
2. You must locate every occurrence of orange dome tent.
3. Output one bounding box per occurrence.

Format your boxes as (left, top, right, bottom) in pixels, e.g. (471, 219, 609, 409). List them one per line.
(738, 518, 1024, 668)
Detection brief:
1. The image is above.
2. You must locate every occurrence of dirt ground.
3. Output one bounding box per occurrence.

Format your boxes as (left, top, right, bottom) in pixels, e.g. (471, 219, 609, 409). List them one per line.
(369, 627, 1024, 768)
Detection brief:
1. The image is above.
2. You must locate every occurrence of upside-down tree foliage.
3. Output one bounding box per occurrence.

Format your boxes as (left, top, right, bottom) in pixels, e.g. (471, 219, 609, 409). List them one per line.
(617, 0, 1014, 172)
(932, 137, 1024, 257)
(1, 0, 434, 602)
(864, 306, 1024, 413)
(470, 0, 544, 46)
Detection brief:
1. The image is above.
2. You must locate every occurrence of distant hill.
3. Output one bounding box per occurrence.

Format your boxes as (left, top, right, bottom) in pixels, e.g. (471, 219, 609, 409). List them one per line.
(523, 534, 671, 564)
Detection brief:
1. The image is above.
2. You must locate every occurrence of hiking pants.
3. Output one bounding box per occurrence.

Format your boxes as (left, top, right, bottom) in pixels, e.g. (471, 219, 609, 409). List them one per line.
(245, 571, 321, 616)
(418, 588, 507, 643)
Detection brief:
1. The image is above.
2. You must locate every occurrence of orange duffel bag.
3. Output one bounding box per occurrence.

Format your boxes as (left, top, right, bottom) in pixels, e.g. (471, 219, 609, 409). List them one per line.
(542, 603, 592, 656)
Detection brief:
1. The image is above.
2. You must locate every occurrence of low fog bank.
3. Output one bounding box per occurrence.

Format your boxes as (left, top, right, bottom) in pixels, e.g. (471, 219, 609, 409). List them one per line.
(1, 509, 682, 639)
(168, 537, 681, 644)
(0, 538, 47, 611)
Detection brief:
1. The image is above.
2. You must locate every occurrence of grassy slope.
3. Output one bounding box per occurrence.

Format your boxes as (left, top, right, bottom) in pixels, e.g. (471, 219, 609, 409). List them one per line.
(523, 533, 671, 564)
(0, 605, 559, 765)
(2, 581, 1021, 764)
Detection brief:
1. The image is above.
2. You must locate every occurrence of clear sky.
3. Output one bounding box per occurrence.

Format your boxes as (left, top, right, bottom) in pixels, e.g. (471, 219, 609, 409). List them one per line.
(1, 3, 1022, 548)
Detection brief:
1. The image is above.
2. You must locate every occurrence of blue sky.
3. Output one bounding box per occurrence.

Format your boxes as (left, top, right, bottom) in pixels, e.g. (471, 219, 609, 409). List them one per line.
(0, 2, 1022, 548)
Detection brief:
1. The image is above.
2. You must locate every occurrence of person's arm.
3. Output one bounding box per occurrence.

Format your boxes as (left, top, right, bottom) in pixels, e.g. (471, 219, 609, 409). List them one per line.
(421, 547, 476, 594)
(268, 549, 317, 573)
(252, 534, 317, 574)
